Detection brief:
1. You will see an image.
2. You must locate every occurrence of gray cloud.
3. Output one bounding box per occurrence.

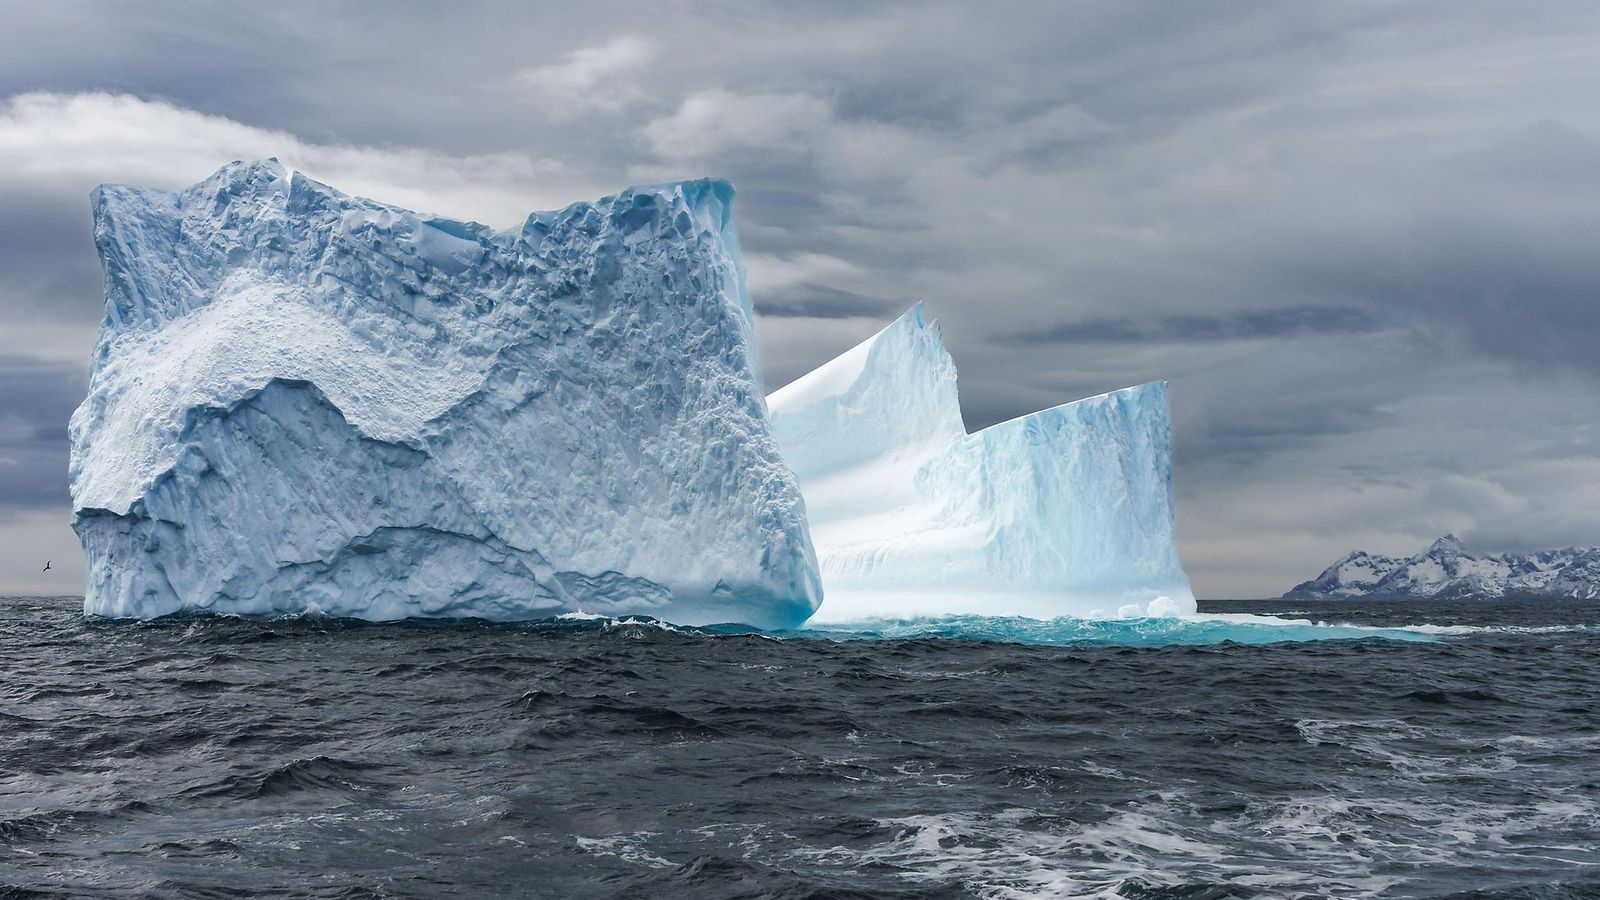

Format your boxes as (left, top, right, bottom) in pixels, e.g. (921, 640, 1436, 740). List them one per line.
(0, 356, 86, 510)
(1003, 306, 1386, 345)
(754, 283, 905, 320)
(3, 1, 1600, 597)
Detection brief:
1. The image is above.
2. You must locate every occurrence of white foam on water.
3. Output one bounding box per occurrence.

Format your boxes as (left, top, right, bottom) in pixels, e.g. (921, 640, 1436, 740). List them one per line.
(554, 610, 609, 622)
(784, 774, 1600, 899)
(792, 802, 1402, 899)
(573, 833, 674, 869)
(1399, 622, 1597, 635)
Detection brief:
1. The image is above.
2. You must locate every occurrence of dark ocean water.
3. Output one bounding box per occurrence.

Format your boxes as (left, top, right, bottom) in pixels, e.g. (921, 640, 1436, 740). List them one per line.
(2, 596, 1597, 899)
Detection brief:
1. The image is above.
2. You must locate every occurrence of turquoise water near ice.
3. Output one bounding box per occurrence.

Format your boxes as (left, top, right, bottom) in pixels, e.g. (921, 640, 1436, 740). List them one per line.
(790, 611, 1439, 646)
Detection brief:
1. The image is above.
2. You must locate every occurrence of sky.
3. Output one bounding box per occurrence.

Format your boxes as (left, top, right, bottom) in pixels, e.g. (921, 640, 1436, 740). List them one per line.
(3, 1, 1600, 597)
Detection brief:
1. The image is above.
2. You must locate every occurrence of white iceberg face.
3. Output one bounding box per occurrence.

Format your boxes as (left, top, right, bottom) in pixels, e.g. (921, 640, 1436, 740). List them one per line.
(70, 160, 820, 628)
(767, 305, 1194, 621)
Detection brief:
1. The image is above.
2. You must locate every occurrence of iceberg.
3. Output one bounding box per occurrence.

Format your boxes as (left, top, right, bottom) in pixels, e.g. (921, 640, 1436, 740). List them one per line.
(69, 160, 821, 628)
(766, 305, 1193, 621)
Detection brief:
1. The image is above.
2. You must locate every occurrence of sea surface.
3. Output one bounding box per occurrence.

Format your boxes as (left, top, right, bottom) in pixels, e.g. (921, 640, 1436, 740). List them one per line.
(2, 596, 1597, 899)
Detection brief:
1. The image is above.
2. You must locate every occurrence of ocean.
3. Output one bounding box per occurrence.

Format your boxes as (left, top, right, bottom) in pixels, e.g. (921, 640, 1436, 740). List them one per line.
(2, 596, 1596, 898)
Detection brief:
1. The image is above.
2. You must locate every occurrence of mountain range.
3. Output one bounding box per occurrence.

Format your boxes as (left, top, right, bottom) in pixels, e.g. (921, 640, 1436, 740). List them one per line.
(1285, 534, 1600, 600)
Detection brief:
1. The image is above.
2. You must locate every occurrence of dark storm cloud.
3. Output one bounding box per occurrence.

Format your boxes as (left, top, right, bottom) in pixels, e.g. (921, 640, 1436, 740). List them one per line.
(0, 182, 106, 322)
(1003, 306, 1385, 345)
(3, 1, 1600, 595)
(0, 357, 85, 510)
(1183, 401, 1405, 468)
(755, 283, 904, 320)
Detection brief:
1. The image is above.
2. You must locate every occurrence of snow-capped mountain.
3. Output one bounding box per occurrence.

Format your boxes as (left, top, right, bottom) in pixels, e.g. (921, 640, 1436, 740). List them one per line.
(1285, 534, 1600, 600)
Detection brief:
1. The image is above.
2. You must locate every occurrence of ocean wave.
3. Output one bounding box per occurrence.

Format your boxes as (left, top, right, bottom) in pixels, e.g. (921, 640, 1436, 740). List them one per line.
(788, 779, 1600, 900)
(6, 595, 1598, 898)
(1397, 622, 1598, 635)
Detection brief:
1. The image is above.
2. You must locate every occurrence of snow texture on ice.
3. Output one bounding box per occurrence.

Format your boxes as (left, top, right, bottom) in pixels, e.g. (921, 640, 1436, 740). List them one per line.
(70, 160, 820, 628)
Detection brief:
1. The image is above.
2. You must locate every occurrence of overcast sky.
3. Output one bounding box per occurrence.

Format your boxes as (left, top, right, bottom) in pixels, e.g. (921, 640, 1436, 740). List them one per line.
(3, 1, 1599, 597)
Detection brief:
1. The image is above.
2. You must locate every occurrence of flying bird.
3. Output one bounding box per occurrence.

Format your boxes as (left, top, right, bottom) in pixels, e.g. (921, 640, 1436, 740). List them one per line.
(42, 560, 50, 572)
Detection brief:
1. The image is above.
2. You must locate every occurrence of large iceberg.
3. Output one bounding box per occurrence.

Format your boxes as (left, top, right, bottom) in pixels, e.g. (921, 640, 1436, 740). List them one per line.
(70, 160, 820, 628)
(766, 305, 1193, 621)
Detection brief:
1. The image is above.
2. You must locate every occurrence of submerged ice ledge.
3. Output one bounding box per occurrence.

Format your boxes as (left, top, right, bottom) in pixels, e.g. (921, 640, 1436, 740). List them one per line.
(768, 305, 1194, 622)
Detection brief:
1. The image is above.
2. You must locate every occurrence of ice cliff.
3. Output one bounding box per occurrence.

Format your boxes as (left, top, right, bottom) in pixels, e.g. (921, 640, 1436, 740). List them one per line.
(69, 160, 821, 627)
(766, 305, 1194, 621)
